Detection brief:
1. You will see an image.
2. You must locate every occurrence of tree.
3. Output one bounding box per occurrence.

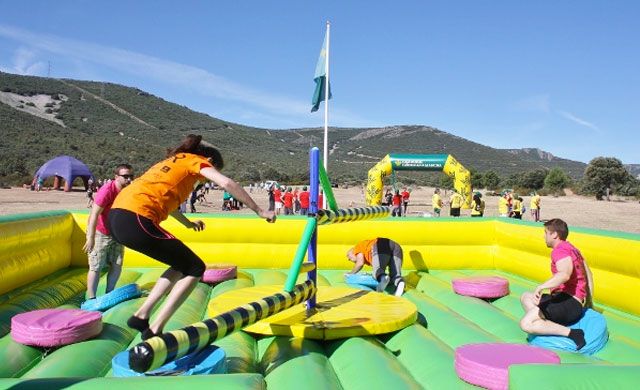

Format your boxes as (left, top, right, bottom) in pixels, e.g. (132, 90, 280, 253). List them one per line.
(469, 167, 484, 189)
(582, 157, 629, 200)
(521, 169, 548, 190)
(544, 168, 570, 195)
(439, 174, 454, 190)
(482, 170, 501, 191)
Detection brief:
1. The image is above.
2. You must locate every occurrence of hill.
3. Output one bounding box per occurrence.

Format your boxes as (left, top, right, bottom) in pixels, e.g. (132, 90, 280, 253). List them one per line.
(1, 71, 588, 186)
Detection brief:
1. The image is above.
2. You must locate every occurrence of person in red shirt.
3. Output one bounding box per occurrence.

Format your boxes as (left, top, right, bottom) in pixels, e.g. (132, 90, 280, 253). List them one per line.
(274, 186, 283, 215)
(299, 186, 310, 215)
(293, 187, 300, 214)
(318, 190, 324, 210)
(282, 187, 294, 215)
(401, 188, 410, 217)
(391, 190, 402, 217)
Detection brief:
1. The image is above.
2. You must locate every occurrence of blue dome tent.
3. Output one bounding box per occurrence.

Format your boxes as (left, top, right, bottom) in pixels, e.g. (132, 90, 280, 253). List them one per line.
(33, 155, 94, 192)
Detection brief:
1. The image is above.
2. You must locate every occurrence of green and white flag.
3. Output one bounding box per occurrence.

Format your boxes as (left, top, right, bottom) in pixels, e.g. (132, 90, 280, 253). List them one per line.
(311, 32, 332, 113)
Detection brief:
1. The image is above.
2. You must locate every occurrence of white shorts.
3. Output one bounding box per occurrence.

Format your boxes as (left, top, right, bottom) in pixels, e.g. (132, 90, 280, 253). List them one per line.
(275, 202, 283, 210)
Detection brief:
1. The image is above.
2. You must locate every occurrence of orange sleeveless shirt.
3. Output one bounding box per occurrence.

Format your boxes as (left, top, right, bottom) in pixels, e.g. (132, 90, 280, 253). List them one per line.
(112, 153, 212, 223)
(353, 238, 378, 266)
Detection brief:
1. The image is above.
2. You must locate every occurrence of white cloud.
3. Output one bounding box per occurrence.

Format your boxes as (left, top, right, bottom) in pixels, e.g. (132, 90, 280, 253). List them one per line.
(557, 110, 601, 133)
(1, 46, 46, 75)
(0, 24, 373, 128)
(512, 94, 550, 113)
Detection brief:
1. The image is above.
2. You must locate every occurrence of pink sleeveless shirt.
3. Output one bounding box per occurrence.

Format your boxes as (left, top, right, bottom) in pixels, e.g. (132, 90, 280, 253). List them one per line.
(550, 241, 588, 300)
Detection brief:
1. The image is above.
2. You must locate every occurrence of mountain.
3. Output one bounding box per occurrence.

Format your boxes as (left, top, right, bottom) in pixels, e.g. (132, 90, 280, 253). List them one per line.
(1, 71, 588, 186)
(625, 164, 640, 179)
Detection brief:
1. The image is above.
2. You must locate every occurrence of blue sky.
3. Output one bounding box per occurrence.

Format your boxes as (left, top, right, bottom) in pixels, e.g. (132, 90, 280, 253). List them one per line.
(1, 1, 638, 164)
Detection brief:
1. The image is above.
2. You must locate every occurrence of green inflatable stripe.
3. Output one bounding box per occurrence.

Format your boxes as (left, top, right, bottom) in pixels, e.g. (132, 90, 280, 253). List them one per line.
(215, 331, 258, 374)
(403, 290, 499, 348)
(211, 278, 255, 298)
(416, 272, 524, 343)
(252, 270, 288, 285)
(385, 324, 476, 389)
(327, 336, 421, 389)
(0, 373, 267, 389)
(260, 336, 342, 390)
(509, 364, 640, 389)
(0, 335, 42, 378)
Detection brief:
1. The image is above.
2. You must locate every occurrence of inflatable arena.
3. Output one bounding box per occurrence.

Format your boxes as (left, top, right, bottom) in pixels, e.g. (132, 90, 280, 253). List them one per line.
(1, 208, 639, 389)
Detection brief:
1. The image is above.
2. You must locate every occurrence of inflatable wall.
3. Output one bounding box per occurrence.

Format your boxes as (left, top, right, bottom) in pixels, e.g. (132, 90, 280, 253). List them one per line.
(1, 211, 640, 388)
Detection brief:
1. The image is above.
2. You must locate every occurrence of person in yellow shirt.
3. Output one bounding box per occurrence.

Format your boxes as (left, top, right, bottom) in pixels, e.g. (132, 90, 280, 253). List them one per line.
(109, 134, 276, 340)
(498, 191, 510, 217)
(512, 196, 523, 219)
(530, 192, 541, 222)
(449, 190, 464, 217)
(432, 188, 443, 217)
(470, 192, 485, 217)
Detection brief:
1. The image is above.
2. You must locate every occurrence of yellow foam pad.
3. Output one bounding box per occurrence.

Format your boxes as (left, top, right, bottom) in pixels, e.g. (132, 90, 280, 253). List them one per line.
(208, 285, 417, 340)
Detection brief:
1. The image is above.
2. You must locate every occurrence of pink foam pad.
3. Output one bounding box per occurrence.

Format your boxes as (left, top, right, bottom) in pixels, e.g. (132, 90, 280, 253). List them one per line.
(11, 308, 103, 347)
(202, 264, 237, 283)
(455, 343, 560, 389)
(452, 276, 510, 298)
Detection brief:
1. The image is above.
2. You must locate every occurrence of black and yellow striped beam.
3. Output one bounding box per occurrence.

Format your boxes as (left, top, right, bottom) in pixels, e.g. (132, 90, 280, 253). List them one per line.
(128, 280, 317, 373)
(316, 206, 390, 225)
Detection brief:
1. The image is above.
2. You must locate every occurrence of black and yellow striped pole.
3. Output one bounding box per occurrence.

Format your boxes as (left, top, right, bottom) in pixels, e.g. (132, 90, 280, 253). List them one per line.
(316, 206, 390, 225)
(128, 280, 316, 373)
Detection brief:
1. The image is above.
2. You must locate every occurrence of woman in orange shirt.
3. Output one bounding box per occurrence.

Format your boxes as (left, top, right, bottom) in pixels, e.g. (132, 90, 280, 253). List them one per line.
(109, 134, 276, 339)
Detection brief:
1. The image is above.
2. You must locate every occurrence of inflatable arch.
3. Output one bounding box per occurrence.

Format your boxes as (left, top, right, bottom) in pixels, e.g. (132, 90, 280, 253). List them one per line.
(365, 154, 471, 208)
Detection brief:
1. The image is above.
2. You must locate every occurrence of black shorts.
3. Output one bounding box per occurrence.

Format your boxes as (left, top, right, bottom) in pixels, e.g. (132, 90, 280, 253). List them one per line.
(108, 208, 205, 277)
(450, 208, 461, 217)
(539, 292, 584, 325)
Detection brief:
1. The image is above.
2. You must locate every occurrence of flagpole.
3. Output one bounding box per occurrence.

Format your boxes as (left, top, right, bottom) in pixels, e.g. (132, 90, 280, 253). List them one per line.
(323, 21, 330, 174)
(323, 21, 330, 209)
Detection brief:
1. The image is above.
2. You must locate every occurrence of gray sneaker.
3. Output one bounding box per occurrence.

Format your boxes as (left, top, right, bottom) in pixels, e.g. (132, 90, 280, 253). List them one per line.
(394, 281, 405, 297)
(376, 274, 390, 292)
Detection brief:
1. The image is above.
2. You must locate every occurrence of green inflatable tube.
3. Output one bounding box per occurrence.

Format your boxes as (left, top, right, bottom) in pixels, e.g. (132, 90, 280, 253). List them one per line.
(0, 373, 267, 389)
(509, 364, 640, 389)
(326, 336, 422, 389)
(259, 336, 342, 390)
(384, 324, 476, 389)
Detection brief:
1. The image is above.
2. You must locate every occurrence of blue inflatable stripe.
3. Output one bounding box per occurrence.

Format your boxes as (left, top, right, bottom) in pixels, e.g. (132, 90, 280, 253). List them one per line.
(112, 345, 227, 377)
(345, 274, 379, 289)
(81, 284, 142, 312)
(528, 308, 609, 355)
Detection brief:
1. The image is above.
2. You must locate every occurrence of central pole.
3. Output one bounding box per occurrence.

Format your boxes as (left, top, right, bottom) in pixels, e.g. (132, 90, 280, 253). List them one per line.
(323, 21, 330, 176)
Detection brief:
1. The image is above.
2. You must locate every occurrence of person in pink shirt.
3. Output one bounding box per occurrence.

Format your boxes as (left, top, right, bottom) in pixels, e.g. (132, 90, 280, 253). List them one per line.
(519, 218, 594, 350)
(82, 164, 134, 301)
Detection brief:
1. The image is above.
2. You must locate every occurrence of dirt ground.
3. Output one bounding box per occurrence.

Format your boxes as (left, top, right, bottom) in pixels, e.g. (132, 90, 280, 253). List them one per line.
(1, 186, 639, 234)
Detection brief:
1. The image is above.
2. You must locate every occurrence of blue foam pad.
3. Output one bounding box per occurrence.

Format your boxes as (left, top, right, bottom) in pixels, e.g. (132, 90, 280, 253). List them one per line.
(81, 283, 142, 311)
(528, 308, 609, 355)
(345, 273, 379, 288)
(112, 345, 227, 377)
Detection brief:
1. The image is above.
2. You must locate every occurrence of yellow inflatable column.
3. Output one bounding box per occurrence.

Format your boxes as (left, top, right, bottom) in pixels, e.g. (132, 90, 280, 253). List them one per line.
(365, 155, 393, 205)
(443, 155, 472, 208)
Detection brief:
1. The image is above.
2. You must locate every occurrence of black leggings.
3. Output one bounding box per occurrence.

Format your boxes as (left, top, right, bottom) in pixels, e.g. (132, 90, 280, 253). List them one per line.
(108, 209, 205, 277)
